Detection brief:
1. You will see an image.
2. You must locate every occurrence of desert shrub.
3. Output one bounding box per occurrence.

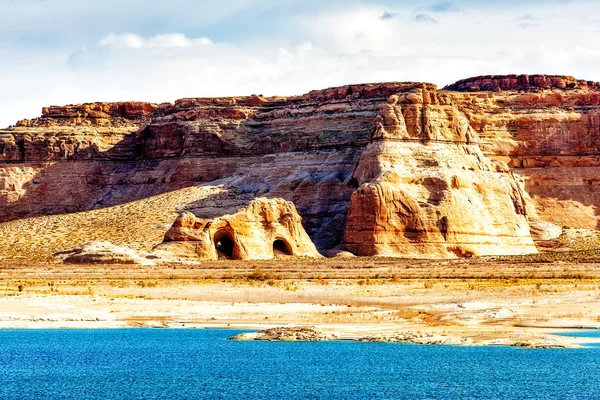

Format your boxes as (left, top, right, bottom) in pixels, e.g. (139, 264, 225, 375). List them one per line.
(246, 268, 279, 281)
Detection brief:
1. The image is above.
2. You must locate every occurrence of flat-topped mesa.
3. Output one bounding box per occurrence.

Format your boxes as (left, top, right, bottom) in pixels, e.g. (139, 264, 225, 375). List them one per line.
(5, 82, 438, 160)
(42, 102, 158, 118)
(9, 82, 438, 131)
(298, 82, 437, 102)
(444, 74, 600, 92)
(135, 82, 444, 159)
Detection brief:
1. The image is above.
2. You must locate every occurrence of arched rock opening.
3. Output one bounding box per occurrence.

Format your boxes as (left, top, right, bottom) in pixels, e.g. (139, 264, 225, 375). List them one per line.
(273, 239, 293, 257)
(214, 231, 236, 260)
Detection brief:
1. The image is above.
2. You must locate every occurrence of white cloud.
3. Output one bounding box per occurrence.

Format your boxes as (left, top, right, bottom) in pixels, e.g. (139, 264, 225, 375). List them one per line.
(2, 1, 600, 128)
(98, 33, 212, 49)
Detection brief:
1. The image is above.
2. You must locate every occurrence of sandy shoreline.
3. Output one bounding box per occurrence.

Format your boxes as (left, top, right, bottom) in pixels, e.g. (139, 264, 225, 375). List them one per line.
(2, 260, 600, 348)
(1, 293, 599, 348)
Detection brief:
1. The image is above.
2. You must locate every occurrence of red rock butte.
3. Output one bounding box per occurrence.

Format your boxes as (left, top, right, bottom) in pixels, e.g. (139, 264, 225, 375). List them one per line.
(2, 74, 600, 260)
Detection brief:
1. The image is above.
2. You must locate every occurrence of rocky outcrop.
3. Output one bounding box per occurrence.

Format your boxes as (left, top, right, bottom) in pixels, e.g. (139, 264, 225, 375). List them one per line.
(0, 83, 426, 251)
(155, 198, 321, 260)
(18, 102, 158, 127)
(229, 326, 576, 348)
(343, 97, 536, 258)
(443, 77, 600, 232)
(444, 74, 600, 92)
(4, 74, 600, 259)
(0, 102, 158, 163)
(371, 95, 409, 140)
(229, 326, 335, 341)
(61, 241, 154, 265)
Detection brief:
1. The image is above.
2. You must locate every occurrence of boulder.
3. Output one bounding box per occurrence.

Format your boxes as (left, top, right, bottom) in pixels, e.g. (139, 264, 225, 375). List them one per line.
(61, 241, 154, 265)
(529, 220, 563, 241)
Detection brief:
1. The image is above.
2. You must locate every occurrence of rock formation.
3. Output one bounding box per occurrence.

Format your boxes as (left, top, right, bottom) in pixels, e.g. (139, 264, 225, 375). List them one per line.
(371, 95, 409, 140)
(229, 326, 336, 341)
(343, 96, 536, 258)
(154, 198, 321, 260)
(61, 241, 154, 265)
(444, 74, 600, 92)
(3, 74, 600, 260)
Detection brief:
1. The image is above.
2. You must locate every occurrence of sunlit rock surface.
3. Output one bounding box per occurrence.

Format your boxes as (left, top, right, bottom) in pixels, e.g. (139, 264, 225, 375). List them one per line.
(2, 74, 600, 259)
(155, 198, 321, 260)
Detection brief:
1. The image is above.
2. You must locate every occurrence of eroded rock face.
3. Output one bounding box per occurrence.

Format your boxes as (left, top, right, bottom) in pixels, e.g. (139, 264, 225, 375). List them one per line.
(155, 198, 322, 260)
(444, 77, 600, 231)
(343, 98, 536, 258)
(3, 75, 600, 259)
(344, 142, 536, 257)
(444, 74, 600, 92)
(0, 83, 423, 250)
(371, 95, 409, 140)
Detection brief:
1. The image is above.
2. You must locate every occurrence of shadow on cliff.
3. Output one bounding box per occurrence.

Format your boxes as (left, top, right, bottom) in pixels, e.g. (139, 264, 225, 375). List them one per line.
(519, 172, 600, 230)
(508, 112, 600, 230)
(1, 132, 351, 252)
(0, 132, 235, 223)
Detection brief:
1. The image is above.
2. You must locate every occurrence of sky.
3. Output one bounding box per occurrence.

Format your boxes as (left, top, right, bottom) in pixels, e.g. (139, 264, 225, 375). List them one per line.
(1, 0, 600, 127)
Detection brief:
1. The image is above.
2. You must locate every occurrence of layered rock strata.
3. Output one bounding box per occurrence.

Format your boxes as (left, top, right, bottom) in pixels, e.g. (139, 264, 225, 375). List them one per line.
(445, 75, 600, 231)
(2, 74, 600, 259)
(444, 74, 600, 92)
(0, 83, 423, 250)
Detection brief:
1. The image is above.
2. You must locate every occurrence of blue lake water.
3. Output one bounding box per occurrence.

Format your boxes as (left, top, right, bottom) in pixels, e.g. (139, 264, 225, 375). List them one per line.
(1, 329, 600, 399)
(557, 329, 600, 341)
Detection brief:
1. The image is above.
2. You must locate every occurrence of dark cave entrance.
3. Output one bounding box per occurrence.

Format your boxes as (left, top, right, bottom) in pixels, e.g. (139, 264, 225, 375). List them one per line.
(214, 231, 236, 260)
(273, 239, 293, 257)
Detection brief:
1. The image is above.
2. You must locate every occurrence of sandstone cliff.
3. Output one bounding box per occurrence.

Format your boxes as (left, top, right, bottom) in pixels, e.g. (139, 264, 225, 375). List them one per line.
(345, 141, 535, 258)
(444, 75, 600, 232)
(2, 74, 600, 260)
(343, 92, 535, 258)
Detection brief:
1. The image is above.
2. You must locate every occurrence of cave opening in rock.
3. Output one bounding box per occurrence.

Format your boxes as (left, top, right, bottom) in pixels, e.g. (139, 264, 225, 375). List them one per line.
(214, 231, 236, 259)
(273, 239, 293, 256)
